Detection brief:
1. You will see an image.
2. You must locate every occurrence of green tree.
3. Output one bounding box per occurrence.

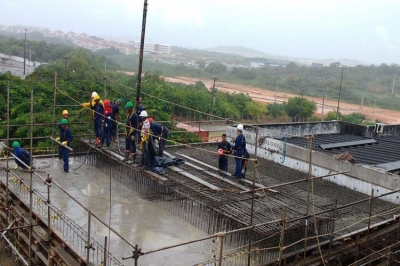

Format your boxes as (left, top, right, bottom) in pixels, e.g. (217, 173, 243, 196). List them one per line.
(285, 97, 317, 122)
(267, 102, 286, 118)
(205, 62, 226, 75)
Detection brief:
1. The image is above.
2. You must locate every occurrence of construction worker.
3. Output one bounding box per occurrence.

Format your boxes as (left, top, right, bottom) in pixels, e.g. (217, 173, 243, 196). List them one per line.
(124, 102, 138, 163)
(138, 110, 151, 168)
(111, 99, 121, 140)
(231, 124, 246, 178)
(57, 110, 69, 158)
(100, 100, 113, 149)
(92, 94, 104, 145)
(62, 109, 69, 119)
(149, 118, 169, 157)
(217, 134, 232, 171)
(59, 119, 73, 172)
(11, 141, 32, 169)
(136, 97, 145, 145)
(80, 91, 104, 144)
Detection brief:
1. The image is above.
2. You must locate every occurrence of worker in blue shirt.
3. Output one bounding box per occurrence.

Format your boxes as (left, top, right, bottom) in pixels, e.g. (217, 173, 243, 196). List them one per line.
(92, 94, 104, 145)
(149, 118, 169, 157)
(124, 102, 138, 163)
(231, 124, 246, 178)
(12, 141, 32, 169)
(217, 134, 232, 171)
(59, 119, 73, 172)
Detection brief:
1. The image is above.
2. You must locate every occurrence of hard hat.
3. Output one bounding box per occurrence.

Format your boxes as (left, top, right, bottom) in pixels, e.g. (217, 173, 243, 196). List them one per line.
(91, 91, 98, 98)
(61, 118, 69, 125)
(116, 98, 122, 104)
(12, 141, 20, 148)
(125, 102, 133, 108)
(104, 99, 110, 106)
(139, 110, 148, 117)
(93, 94, 100, 101)
(237, 124, 244, 131)
(148, 117, 153, 123)
(62, 110, 68, 116)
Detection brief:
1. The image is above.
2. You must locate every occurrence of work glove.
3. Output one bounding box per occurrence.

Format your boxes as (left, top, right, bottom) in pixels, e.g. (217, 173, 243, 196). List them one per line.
(61, 141, 67, 146)
(55, 137, 60, 141)
(14, 166, 18, 170)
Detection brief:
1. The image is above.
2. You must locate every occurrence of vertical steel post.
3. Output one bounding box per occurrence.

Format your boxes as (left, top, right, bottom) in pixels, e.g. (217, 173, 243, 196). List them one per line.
(278, 207, 287, 265)
(103, 236, 108, 266)
(306, 136, 313, 216)
(210, 77, 216, 121)
(326, 200, 337, 263)
(52, 72, 57, 158)
(336, 67, 344, 120)
(367, 188, 374, 241)
(6, 80, 10, 223)
(24, 29, 27, 77)
(86, 211, 92, 264)
(247, 125, 258, 266)
(46, 174, 52, 263)
(136, 0, 148, 113)
(218, 235, 224, 266)
(302, 219, 308, 266)
(28, 89, 34, 265)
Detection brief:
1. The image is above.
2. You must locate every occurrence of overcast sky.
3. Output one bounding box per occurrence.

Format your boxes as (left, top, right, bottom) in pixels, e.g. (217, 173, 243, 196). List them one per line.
(1, 0, 399, 65)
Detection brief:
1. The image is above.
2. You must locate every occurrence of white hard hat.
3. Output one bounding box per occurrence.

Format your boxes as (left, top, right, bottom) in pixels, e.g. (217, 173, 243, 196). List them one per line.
(139, 110, 148, 117)
(91, 91, 98, 98)
(237, 124, 244, 131)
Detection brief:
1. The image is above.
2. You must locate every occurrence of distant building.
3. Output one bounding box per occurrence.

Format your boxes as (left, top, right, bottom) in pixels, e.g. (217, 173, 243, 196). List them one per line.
(251, 62, 265, 68)
(312, 62, 324, 67)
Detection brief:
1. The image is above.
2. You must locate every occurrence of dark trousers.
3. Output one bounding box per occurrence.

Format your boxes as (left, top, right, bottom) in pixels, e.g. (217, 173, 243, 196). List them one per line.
(218, 156, 228, 171)
(141, 141, 152, 169)
(233, 150, 244, 177)
(16, 155, 30, 169)
(94, 119, 102, 138)
(101, 126, 111, 147)
(125, 136, 136, 154)
(62, 148, 70, 172)
(158, 138, 167, 157)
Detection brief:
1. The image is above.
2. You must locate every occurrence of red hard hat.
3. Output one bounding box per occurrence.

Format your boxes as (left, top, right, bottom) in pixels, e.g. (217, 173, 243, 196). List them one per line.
(104, 100, 110, 106)
(148, 117, 153, 123)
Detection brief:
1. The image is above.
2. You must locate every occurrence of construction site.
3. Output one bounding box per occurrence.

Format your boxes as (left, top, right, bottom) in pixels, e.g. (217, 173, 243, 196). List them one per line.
(1, 70, 400, 266)
(1, 2, 400, 266)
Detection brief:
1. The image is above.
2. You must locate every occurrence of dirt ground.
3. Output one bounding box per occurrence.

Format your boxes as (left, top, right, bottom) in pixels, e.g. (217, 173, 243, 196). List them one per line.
(164, 76, 400, 124)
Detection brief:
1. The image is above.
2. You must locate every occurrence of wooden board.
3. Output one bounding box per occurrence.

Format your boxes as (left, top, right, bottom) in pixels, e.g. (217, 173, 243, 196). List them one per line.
(168, 166, 222, 191)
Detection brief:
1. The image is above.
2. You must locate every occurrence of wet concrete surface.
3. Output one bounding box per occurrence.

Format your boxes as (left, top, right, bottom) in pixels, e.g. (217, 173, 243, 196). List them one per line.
(0, 156, 224, 266)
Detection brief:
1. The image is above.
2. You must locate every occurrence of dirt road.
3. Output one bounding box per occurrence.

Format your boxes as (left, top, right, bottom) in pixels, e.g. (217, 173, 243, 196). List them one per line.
(164, 76, 399, 124)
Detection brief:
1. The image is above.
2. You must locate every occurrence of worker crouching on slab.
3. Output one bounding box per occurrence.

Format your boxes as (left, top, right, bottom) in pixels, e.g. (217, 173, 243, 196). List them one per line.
(149, 118, 169, 157)
(11, 141, 32, 169)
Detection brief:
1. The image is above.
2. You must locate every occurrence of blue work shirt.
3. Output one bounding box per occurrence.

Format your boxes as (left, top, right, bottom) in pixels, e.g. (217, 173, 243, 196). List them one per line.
(232, 133, 246, 156)
(150, 123, 169, 138)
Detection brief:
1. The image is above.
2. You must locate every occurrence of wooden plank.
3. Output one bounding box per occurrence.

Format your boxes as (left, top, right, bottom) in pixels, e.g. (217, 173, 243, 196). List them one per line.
(143, 170, 168, 182)
(168, 166, 222, 191)
(175, 152, 223, 172)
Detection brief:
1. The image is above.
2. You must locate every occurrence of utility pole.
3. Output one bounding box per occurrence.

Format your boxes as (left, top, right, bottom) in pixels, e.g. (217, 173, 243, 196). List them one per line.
(301, 90, 304, 122)
(210, 77, 216, 121)
(360, 94, 364, 112)
(64, 57, 68, 77)
(321, 90, 326, 121)
(336, 66, 345, 120)
(136, 0, 148, 112)
(392, 74, 397, 94)
(23, 29, 27, 77)
(275, 82, 278, 103)
(104, 59, 107, 71)
(372, 97, 376, 122)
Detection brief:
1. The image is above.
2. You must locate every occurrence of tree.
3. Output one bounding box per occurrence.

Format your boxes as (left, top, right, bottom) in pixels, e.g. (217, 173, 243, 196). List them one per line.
(267, 102, 286, 118)
(205, 62, 226, 75)
(285, 97, 317, 122)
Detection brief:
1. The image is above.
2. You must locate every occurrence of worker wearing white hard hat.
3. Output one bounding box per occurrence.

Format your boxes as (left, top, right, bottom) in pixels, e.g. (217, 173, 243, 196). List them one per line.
(138, 110, 151, 168)
(231, 124, 246, 178)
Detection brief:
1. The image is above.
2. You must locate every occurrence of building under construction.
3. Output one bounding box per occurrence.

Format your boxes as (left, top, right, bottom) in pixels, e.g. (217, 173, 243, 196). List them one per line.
(1, 112, 400, 265)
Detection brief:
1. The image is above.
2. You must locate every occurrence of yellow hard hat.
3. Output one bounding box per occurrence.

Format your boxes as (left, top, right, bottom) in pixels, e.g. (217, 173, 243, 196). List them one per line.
(62, 110, 68, 115)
